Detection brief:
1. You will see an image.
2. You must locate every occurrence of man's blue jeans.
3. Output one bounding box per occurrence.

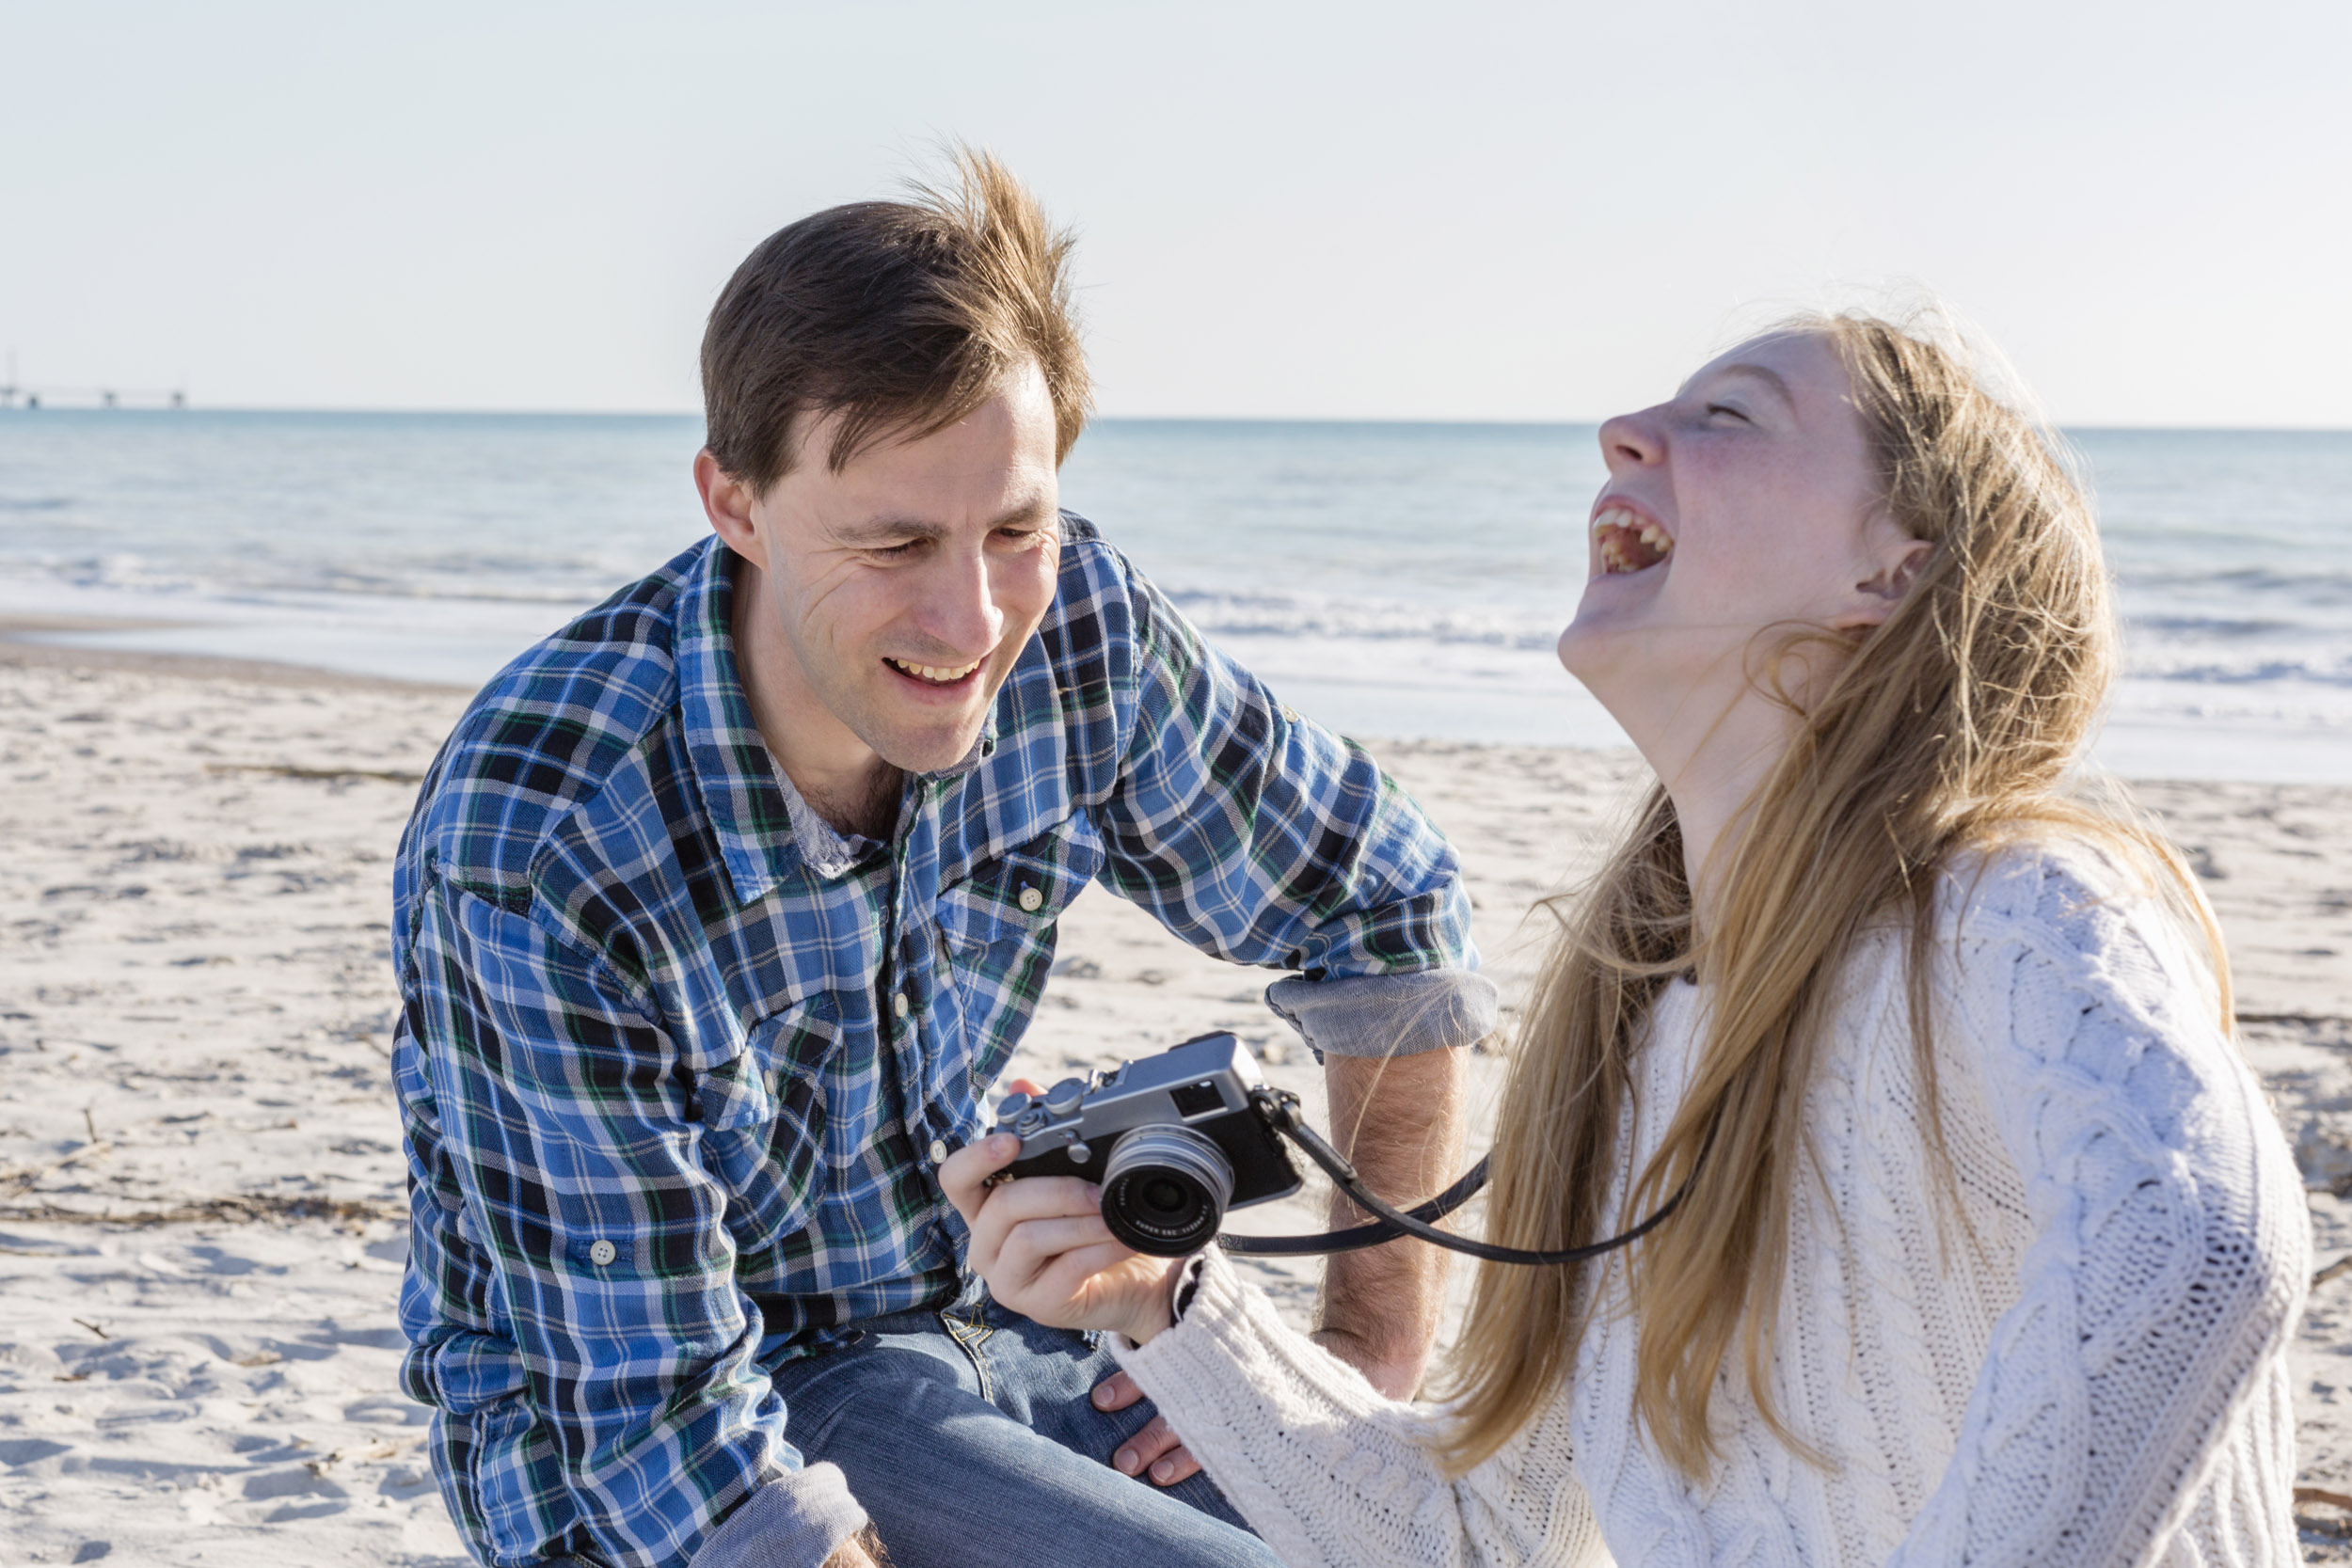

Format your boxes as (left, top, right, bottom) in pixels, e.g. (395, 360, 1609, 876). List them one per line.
(770, 1290, 1280, 1568)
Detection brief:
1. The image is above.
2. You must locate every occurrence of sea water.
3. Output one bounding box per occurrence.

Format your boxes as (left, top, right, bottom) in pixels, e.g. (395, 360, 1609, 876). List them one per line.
(1, 411, 2345, 784)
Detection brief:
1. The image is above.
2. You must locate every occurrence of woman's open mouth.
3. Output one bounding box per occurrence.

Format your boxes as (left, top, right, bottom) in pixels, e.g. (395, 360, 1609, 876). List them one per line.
(1592, 506, 1676, 576)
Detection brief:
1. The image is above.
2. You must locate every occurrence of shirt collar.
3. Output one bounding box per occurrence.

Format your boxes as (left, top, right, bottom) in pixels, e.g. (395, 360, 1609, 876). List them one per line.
(674, 540, 997, 905)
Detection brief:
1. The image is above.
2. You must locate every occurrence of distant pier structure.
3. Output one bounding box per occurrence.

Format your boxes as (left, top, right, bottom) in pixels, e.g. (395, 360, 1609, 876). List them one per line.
(0, 382, 187, 410)
(0, 355, 184, 410)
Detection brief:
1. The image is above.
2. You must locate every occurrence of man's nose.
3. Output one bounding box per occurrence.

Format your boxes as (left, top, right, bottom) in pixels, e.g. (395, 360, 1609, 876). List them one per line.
(1597, 408, 1665, 474)
(917, 543, 1005, 657)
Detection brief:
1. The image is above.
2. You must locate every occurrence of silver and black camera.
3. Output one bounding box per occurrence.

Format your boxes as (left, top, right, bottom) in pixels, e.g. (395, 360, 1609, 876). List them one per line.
(989, 1032, 1304, 1257)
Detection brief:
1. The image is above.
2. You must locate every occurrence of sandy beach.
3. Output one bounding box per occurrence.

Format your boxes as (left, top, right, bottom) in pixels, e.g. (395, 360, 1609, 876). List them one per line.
(4, 639, 2350, 1563)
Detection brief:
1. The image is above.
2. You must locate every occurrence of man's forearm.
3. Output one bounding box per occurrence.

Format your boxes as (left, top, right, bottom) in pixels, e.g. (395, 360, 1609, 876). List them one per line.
(1312, 1046, 1469, 1400)
(822, 1524, 891, 1568)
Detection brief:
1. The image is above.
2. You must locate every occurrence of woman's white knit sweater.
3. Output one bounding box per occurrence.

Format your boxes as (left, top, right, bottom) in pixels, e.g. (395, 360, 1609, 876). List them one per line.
(1115, 845, 2310, 1568)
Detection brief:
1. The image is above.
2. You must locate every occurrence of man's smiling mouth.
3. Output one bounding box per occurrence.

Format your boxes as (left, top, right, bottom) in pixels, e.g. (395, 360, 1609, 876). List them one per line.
(1592, 506, 1676, 576)
(885, 656, 985, 686)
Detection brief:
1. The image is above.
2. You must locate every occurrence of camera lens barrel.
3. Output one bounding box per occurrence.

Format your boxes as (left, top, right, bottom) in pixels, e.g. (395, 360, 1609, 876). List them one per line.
(1100, 1126, 1235, 1257)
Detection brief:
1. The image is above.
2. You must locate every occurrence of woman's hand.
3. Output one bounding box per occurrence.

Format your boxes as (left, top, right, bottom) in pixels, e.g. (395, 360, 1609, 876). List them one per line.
(940, 1131, 1182, 1347)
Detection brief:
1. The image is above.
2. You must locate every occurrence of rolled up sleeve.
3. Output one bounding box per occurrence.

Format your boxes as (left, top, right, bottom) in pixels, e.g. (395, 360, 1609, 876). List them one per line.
(1265, 969, 1497, 1058)
(689, 1469, 867, 1568)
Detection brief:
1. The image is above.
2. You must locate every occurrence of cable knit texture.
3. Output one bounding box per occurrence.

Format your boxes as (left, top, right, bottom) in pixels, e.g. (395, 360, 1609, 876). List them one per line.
(1115, 843, 2309, 1568)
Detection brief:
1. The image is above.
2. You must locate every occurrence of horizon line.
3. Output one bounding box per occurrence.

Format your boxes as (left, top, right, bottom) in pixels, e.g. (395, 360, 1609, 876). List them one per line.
(4, 405, 2349, 436)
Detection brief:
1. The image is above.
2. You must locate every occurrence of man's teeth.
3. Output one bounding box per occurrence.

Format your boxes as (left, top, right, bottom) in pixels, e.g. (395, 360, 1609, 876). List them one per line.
(888, 657, 984, 684)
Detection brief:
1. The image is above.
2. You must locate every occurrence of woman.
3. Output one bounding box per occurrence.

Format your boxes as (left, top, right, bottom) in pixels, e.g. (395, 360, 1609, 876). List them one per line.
(942, 312, 2309, 1566)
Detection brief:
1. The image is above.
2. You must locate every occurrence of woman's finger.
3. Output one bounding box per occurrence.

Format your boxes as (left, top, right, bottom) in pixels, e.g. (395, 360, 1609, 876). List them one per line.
(1108, 1411, 1203, 1487)
(993, 1212, 1120, 1286)
(1091, 1369, 1145, 1414)
(996, 1237, 1131, 1315)
(1147, 1442, 1202, 1488)
(945, 1081, 1050, 1223)
(961, 1173, 1105, 1270)
(1111, 1412, 1182, 1478)
(1040, 1241, 1163, 1323)
(938, 1132, 1022, 1225)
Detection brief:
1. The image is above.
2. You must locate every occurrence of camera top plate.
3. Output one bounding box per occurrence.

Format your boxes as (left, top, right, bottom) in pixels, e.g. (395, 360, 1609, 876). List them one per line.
(988, 1032, 1302, 1213)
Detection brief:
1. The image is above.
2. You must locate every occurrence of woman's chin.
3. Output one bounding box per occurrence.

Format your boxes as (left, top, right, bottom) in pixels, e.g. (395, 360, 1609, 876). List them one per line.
(1556, 612, 1623, 683)
(1557, 615, 1698, 735)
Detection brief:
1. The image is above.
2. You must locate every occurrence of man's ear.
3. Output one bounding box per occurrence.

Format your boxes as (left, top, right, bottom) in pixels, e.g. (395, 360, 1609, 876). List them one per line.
(1833, 534, 1932, 632)
(694, 450, 767, 569)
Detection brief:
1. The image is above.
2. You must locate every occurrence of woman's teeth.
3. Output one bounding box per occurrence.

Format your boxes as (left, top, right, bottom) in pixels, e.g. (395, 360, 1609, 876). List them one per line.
(887, 656, 984, 685)
(1592, 507, 1676, 575)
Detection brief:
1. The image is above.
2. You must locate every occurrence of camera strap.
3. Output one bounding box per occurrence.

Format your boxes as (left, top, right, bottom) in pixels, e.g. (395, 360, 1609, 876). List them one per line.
(1218, 1087, 1706, 1267)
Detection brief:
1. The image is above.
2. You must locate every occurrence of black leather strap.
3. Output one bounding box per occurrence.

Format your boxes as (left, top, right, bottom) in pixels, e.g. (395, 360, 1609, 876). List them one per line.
(1217, 1156, 1492, 1256)
(1217, 1088, 1707, 1267)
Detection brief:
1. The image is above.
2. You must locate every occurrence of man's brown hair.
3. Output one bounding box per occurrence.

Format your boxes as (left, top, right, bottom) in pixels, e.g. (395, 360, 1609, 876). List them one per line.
(701, 148, 1090, 493)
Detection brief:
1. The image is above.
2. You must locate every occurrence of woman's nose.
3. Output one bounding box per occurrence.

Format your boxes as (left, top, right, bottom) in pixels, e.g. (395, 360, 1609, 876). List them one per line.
(1597, 409, 1665, 473)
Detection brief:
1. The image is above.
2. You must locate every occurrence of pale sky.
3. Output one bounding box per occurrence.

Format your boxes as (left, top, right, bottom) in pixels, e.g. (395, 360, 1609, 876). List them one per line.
(4, 0, 2347, 426)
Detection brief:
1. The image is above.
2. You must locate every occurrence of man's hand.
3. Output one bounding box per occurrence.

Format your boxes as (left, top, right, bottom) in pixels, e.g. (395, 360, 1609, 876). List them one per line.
(1314, 1047, 1469, 1399)
(822, 1523, 891, 1567)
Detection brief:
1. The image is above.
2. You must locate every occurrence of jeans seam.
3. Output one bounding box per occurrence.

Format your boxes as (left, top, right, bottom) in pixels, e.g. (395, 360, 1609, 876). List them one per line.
(939, 1308, 994, 1402)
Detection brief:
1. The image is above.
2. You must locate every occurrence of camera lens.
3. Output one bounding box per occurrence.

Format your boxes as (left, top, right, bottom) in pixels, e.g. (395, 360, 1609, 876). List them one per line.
(1100, 1126, 1234, 1257)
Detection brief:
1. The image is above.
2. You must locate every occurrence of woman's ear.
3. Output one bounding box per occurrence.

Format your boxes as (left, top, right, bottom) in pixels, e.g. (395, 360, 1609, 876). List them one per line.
(1832, 530, 1932, 632)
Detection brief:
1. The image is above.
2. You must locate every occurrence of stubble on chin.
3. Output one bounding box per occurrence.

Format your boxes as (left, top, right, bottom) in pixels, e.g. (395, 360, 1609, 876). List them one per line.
(852, 681, 991, 777)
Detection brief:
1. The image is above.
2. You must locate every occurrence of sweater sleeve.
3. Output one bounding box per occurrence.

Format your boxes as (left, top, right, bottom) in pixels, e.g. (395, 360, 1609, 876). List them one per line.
(1113, 1251, 1607, 1568)
(1887, 850, 2310, 1568)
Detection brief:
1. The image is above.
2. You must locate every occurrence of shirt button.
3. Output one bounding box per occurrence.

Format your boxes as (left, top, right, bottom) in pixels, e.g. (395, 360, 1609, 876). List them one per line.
(587, 1239, 617, 1267)
(1017, 886, 1043, 913)
(893, 991, 911, 1020)
(929, 1138, 949, 1164)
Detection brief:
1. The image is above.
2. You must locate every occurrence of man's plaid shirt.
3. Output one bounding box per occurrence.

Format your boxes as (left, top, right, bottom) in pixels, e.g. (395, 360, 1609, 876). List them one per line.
(390, 518, 1483, 1567)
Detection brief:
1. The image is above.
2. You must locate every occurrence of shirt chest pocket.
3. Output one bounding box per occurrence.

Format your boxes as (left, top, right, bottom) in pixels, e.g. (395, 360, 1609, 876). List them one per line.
(932, 822, 1105, 1087)
(933, 821, 1106, 956)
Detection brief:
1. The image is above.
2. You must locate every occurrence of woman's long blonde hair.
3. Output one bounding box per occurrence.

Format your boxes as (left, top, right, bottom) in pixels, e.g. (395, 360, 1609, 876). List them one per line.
(1437, 309, 2229, 1477)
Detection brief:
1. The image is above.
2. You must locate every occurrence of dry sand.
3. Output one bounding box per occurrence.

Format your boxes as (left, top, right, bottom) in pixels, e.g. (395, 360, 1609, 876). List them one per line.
(3, 641, 2349, 1563)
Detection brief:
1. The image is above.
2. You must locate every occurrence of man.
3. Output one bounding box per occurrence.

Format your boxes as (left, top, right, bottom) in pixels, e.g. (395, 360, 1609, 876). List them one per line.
(391, 151, 1489, 1568)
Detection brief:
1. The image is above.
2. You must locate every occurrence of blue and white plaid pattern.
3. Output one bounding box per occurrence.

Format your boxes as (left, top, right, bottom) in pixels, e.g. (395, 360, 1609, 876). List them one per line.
(390, 519, 1476, 1567)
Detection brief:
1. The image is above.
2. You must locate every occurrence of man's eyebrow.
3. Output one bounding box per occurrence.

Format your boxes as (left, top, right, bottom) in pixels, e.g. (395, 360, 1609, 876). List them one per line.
(833, 515, 950, 546)
(832, 497, 1057, 546)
